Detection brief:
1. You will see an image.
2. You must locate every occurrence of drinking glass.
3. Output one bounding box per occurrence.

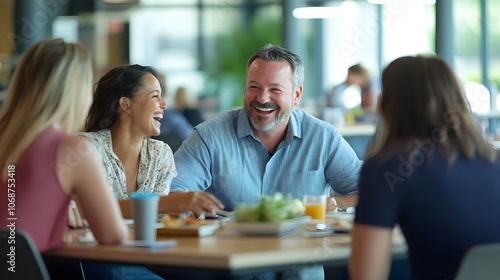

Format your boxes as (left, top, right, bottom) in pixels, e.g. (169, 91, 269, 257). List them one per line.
(303, 195, 326, 222)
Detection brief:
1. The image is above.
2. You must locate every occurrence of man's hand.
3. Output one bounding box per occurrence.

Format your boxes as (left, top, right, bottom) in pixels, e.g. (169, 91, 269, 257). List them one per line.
(159, 192, 225, 217)
(327, 197, 338, 212)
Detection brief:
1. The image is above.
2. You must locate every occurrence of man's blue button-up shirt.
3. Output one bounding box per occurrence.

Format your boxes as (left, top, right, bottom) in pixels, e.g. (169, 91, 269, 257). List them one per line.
(171, 108, 362, 210)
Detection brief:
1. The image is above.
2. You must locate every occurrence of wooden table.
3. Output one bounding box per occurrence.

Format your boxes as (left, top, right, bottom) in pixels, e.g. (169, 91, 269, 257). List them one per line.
(45, 223, 407, 279)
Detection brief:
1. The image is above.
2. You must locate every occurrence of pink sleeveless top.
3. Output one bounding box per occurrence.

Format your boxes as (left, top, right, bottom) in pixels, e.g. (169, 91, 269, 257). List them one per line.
(1, 126, 70, 253)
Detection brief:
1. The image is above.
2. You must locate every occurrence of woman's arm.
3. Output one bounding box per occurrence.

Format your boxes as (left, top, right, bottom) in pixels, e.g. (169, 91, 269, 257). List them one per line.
(349, 223, 393, 280)
(58, 136, 128, 244)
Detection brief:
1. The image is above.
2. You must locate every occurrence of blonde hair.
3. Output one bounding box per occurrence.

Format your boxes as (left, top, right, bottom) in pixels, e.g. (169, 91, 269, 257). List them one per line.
(0, 38, 93, 177)
(366, 55, 497, 163)
(174, 86, 197, 110)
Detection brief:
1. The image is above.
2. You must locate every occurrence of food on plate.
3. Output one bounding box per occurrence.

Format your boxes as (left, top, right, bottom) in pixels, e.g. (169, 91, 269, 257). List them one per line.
(234, 193, 305, 222)
(332, 219, 352, 228)
(161, 214, 204, 227)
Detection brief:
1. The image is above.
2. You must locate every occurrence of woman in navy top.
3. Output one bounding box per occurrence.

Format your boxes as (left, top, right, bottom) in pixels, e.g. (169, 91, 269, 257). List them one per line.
(349, 56, 500, 280)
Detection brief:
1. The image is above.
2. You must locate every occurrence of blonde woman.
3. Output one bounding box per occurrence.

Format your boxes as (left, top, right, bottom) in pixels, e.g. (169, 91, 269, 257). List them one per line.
(0, 38, 128, 253)
(349, 56, 500, 279)
(174, 86, 204, 126)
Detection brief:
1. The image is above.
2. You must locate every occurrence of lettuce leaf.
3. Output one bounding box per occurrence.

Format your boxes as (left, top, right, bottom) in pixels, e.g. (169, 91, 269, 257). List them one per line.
(234, 193, 305, 222)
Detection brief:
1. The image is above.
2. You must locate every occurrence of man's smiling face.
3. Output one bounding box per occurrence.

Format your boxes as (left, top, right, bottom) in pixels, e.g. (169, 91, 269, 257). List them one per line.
(244, 58, 301, 132)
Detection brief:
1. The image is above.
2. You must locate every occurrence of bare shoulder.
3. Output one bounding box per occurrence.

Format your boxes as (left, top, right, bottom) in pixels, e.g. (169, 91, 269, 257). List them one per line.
(58, 134, 98, 159)
(56, 135, 101, 192)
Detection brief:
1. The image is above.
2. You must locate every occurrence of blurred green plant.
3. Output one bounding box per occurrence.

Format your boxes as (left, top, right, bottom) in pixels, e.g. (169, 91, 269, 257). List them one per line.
(466, 72, 500, 91)
(207, 15, 281, 109)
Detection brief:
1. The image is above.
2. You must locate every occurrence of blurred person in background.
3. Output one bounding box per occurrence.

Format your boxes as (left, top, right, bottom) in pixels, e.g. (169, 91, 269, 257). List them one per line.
(349, 56, 500, 280)
(327, 63, 375, 115)
(0, 38, 128, 277)
(152, 74, 193, 152)
(174, 86, 205, 127)
(155, 107, 193, 152)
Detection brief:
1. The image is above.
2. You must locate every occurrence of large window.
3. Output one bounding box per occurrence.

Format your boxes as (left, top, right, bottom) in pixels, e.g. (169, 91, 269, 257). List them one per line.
(322, 1, 435, 93)
(488, 0, 500, 109)
(47, 0, 498, 118)
(201, 3, 282, 111)
(130, 1, 282, 112)
(454, 0, 499, 140)
(323, 2, 379, 96)
(381, 1, 435, 64)
(321, 1, 435, 114)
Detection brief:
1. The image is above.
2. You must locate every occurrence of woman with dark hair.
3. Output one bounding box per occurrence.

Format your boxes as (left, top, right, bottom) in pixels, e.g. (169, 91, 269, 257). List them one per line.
(80, 64, 223, 279)
(349, 56, 500, 279)
(81, 64, 223, 218)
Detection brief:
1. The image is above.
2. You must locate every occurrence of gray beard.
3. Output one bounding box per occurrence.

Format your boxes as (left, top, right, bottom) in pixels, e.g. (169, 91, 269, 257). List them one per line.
(246, 109, 290, 132)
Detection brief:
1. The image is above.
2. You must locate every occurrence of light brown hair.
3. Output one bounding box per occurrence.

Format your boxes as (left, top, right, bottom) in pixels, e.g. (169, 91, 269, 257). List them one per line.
(366, 55, 497, 163)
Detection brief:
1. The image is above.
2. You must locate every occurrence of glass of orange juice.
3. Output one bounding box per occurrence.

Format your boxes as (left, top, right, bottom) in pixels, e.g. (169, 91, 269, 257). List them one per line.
(303, 195, 326, 222)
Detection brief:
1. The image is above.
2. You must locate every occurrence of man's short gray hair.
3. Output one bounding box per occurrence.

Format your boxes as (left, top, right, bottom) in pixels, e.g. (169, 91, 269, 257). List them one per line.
(246, 44, 304, 89)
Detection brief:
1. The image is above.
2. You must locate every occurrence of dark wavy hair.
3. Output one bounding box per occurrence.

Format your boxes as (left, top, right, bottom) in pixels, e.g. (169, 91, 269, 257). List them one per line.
(84, 64, 160, 132)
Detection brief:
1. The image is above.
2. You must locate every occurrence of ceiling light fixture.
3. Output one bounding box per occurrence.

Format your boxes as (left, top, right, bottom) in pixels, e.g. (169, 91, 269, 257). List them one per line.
(103, 0, 136, 3)
(292, 7, 343, 19)
(366, 0, 435, 4)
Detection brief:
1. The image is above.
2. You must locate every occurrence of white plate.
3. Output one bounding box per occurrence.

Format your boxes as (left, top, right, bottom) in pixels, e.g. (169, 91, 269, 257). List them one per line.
(325, 213, 354, 233)
(78, 231, 96, 244)
(224, 216, 311, 236)
(301, 224, 335, 238)
(326, 212, 355, 221)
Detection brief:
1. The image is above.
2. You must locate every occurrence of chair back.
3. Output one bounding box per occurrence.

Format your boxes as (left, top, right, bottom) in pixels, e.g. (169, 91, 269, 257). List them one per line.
(0, 229, 51, 280)
(455, 242, 500, 280)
